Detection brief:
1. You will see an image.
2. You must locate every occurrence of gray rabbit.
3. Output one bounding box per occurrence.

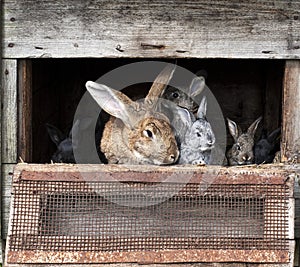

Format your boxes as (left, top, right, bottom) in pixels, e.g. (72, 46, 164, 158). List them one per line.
(226, 117, 262, 166)
(162, 74, 206, 113)
(169, 96, 215, 165)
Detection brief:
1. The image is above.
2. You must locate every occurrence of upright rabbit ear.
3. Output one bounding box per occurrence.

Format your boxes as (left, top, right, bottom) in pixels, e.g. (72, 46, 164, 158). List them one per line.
(86, 81, 139, 129)
(46, 124, 65, 147)
(189, 76, 206, 98)
(227, 118, 240, 142)
(197, 96, 207, 119)
(145, 64, 176, 108)
(267, 127, 281, 143)
(247, 116, 262, 137)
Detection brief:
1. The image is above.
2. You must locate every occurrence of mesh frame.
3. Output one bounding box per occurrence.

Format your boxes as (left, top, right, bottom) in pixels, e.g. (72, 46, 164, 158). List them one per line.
(6, 164, 293, 264)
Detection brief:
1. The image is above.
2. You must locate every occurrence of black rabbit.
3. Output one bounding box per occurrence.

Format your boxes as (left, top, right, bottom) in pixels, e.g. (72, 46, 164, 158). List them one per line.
(254, 128, 281, 164)
(46, 123, 76, 163)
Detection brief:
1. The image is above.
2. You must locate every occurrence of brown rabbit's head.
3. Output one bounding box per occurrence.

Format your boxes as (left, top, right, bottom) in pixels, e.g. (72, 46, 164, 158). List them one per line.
(86, 64, 179, 165)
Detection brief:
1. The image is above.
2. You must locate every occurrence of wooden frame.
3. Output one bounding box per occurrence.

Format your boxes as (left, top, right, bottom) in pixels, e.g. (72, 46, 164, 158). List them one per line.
(2, 1, 300, 59)
(17, 60, 32, 163)
(5, 163, 296, 265)
(282, 60, 300, 163)
(1, 1, 300, 266)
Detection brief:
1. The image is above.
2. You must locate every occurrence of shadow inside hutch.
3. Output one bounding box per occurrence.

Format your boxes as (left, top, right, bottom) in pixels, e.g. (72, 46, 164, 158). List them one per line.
(28, 59, 284, 163)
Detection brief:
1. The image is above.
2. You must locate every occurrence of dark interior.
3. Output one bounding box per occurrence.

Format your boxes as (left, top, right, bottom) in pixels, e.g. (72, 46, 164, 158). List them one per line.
(28, 59, 284, 163)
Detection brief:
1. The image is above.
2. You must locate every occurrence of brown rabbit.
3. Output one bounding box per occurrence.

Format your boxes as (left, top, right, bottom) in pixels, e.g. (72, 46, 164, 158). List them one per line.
(226, 117, 262, 166)
(85, 64, 179, 165)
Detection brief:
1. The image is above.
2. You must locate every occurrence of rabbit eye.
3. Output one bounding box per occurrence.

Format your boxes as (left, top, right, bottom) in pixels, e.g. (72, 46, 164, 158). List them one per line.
(172, 92, 179, 98)
(196, 132, 202, 137)
(143, 129, 153, 138)
(236, 144, 241, 150)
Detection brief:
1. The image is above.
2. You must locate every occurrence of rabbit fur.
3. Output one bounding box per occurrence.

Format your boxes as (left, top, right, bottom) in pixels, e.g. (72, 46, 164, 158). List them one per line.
(226, 117, 262, 166)
(46, 123, 76, 163)
(162, 72, 206, 113)
(167, 96, 215, 165)
(254, 128, 281, 164)
(86, 65, 179, 165)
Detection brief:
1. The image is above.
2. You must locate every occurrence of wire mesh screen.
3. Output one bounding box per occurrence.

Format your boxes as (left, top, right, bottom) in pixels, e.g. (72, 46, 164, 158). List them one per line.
(8, 179, 290, 254)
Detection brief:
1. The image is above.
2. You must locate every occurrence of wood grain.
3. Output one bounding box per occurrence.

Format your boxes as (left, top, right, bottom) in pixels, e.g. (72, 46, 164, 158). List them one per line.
(281, 60, 300, 163)
(0, 50, 2, 265)
(1, 164, 14, 239)
(1, 60, 17, 163)
(18, 60, 32, 162)
(2, 264, 294, 267)
(2, 0, 300, 59)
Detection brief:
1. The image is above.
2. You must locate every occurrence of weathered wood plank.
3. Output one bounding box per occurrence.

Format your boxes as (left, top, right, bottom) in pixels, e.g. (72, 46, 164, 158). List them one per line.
(10, 163, 296, 189)
(0, 36, 3, 267)
(2, 0, 300, 59)
(281, 60, 300, 163)
(294, 175, 300, 239)
(2, 263, 294, 267)
(1, 60, 17, 163)
(18, 60, 32, 162)
(1, 164, 14, 239)
(5, 250, 291, 265)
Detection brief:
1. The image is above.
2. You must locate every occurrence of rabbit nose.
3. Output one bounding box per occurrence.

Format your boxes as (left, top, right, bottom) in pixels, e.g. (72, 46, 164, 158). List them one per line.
(169, 154, 176, 162)
(242, 155, 252, 161)
(207, 135, 215, 145)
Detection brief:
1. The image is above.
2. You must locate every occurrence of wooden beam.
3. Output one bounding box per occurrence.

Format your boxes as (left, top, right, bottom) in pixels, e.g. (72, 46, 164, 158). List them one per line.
(18, 60, 32, 162)
(1, 264, 295, 267)
(282, 60, 300, 163)
(2, 0, 300, 59)
(11, 163, 295, 188)
(1, 60, 17, 163)
(1, 164, 15, 239)
(0, 54, 2, 265)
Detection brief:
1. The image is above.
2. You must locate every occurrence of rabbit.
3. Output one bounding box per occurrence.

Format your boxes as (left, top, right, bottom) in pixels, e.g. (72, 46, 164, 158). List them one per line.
(85, 64, 179, 165)
(162, 72, 206, 114)
(46, 123, 76, 163)
(165, 96, 215, 165)
(254, 128, 281, 164)
(226, 116, 262, 166)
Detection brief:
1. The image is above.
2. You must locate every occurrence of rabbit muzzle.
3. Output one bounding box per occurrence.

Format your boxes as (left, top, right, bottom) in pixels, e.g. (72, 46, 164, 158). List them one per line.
(238, 154, 253, 165)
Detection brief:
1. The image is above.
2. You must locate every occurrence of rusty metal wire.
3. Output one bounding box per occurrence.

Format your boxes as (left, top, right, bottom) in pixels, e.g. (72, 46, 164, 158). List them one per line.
(8, 180, 289, 252)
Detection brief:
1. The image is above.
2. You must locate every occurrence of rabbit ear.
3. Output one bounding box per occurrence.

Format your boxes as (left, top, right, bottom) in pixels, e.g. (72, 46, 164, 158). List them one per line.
(145, 64, 176, 108)
(227, 118, 240, 142)
(247, 116, 262, 137)
(86, 81, 138, 129)
(176, 107, 194, 127)
(189, 76, 206, 98)
(46, 124, 64, 147)
(197, 96, 207, 119)
(267, 127, 281, 143)
(195, 69, 208, 79)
